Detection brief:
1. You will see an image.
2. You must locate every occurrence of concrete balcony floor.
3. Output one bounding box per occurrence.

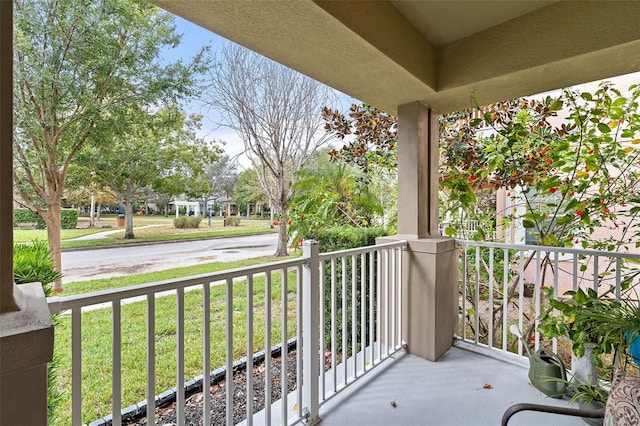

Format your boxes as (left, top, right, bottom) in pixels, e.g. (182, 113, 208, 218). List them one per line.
(319, 343, 587, 426)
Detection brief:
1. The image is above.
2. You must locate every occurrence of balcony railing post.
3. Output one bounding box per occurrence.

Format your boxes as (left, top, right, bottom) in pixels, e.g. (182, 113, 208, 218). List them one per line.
(302, 240, 321, 425)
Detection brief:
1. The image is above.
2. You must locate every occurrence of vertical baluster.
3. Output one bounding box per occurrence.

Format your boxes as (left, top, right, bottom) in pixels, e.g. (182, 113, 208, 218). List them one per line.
(360, 253, 366, 374)
(593, 255, 599, 291)
(385, 248, 390, 357)
(112, 299, 122, 425)
(176, 288, 185, 425)
(397, 246, 403, 348)
(369, 251, 374, 368)
(390, 248, 396, 350)
(462, 244, 468, 341)
(246, 275, 254, 426)
(202, 283, 211, 426)
(265, 272, 272, 425)
(226, 278, 234, 426)
(489, 247, 494, 348)
(615, 257, 622, 300)
(281, 268, 288, 425)
(534, 251, 541, 351)
(553, 253, 559, 354)
(331, 258, 337, 393)
(474, 246, 480, 345)
(376, 250, 381, 363)
(517, 251, 525, 357)
(296, 265, 303, 418)
(320, 260, 326, 399)
(502, 249, 508, 352)
(147, 294, 156, 426)
(341, 256, 347, 386)
(573, 255, 578, 291)
(351, 254, 357, 380)
(72, 307, 82, 426)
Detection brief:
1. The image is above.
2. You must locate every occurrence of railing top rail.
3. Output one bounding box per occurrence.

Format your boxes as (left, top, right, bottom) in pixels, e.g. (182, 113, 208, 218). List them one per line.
(47, 256, 307, 313)
(318, 240, 407, 261)
(455, 239, 640, 261)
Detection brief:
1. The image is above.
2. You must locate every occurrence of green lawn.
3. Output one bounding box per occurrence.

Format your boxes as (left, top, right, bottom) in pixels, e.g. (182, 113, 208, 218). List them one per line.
(52, 273, 298, 426)
(14, 228, 107, 243)
(51, 253, 302, 425)
(14, 216, 275, 249)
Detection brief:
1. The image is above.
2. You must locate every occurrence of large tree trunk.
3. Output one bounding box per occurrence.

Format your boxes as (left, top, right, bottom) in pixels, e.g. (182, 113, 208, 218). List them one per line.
(89, 193, 95, 228)
(275, 219, 288, 257)
(42, 201, 63, 292)
(124, 196, 135, 239)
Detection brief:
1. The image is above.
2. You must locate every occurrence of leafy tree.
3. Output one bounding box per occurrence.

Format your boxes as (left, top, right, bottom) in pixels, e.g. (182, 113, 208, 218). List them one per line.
(12, 0, 204, 291)
(288, 151, 383, 246)
(203, 42, 334, 256)
(322, 103, 397, 175)
(441, 84, 640, 252)
(80, 108, 218, 239)
(233, 168, 269, 216)
(324, 85, 640, 348)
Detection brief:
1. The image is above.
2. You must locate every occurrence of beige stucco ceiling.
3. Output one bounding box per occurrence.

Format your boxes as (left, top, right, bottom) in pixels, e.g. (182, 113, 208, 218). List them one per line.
(150, 0, 640, 115)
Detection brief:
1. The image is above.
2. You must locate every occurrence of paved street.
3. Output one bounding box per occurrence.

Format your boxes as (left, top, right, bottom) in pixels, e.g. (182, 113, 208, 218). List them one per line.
(61, 233, 278, 283)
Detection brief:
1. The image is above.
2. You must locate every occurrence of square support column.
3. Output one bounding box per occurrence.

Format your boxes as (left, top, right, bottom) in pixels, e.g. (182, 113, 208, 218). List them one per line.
(396, 101, 439, 239)
(0, 283, 54, 425)
(386, 101, 458, 361)
(1, 4, 54, 424)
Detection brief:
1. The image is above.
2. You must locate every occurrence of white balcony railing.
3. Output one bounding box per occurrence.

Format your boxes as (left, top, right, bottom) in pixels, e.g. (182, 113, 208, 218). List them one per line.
(47, 239, 406, 426)
(457, 240, 640, 360)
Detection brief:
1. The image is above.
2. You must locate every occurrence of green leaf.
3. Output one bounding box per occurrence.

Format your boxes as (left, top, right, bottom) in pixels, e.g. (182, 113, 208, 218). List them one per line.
(574, 288, 588, 304)
(522, 219, 535, 228)
(597, 122, 611, 133)
(581, 92, 593, 101)
(444, 226, 457, 236)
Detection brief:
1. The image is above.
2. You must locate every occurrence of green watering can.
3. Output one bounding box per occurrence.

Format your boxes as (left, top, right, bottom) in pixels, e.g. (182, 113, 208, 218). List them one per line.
(510, 325, 566, 398)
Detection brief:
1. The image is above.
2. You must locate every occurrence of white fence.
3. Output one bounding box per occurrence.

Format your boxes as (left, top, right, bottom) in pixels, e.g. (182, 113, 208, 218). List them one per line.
(456, 240, 640, 358)
(47, 239, 406, 426)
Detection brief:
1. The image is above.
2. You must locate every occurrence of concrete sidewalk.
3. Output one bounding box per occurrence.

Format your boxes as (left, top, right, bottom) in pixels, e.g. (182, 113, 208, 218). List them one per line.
(68, 224, 164, 240)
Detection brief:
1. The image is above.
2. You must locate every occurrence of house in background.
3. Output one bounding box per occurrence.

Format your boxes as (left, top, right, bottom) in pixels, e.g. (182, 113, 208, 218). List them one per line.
(1, 1, 639, 424)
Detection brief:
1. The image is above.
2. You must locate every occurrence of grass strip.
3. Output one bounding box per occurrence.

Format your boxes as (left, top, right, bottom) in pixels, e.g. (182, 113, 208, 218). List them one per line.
(61, 255, 300, 295)
(60, 227, 276, 250)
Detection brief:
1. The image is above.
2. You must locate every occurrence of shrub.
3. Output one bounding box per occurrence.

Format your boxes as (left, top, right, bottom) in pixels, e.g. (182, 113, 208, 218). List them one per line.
(13, 208, 78, 229)
(13, 241, 61, 287)
(60, 209, 78, 229)
(13, 241, 62, 424)
(224, 216, 241, 226)
(303, 226, 387, 354)
(174, 216, 202, 228)
(13, 208, 46, 229)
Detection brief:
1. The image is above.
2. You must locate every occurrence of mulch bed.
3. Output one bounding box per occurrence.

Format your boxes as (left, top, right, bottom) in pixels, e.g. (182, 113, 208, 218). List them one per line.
(128, 350, 298, 426)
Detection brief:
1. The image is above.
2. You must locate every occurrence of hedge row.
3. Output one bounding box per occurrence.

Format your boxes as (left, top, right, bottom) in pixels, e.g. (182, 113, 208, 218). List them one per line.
(13, 208, 78, 229)
(302, 226, 387, 353)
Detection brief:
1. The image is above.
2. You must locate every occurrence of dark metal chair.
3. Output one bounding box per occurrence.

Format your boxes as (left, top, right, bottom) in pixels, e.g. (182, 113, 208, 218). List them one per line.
(501, 403, 605, 426)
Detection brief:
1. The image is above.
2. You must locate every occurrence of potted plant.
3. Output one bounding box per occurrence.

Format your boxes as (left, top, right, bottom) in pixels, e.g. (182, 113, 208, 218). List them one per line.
(538, 287, 618, 377)
(575, 290, 640, 369)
